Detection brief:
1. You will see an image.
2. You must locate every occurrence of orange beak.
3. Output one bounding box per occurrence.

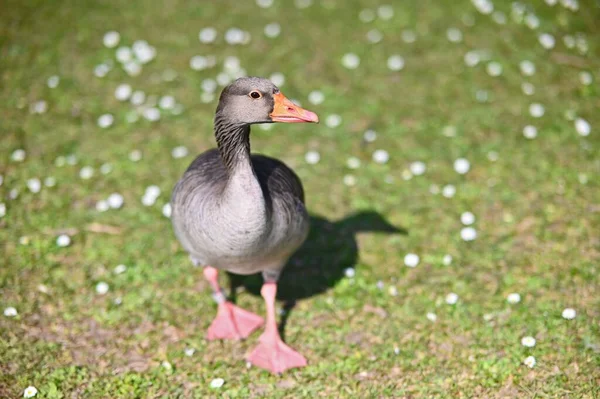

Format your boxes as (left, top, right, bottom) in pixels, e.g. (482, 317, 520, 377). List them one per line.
(269, 92, 319, 123)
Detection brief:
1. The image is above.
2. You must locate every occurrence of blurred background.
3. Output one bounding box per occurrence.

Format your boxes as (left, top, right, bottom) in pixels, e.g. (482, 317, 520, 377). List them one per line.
(1, 0, 599, 397)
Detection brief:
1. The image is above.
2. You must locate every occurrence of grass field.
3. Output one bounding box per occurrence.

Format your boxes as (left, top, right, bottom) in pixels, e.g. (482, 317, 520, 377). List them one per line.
(1, 0, 599, 397)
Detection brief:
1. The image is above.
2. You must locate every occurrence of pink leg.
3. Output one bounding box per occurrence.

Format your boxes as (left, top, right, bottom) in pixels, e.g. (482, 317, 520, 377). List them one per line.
(203, 267, 263, 340)
(246, 282, 307, 374)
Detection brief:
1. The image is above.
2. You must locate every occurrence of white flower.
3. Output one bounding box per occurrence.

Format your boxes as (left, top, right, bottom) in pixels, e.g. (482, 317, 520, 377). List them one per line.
(115, 84, 132, 101)
(575, 118, 590, 136)
(454, 158, 471, 174)
(47, 75, 60, 88)
(143, 107, 161, 122)
(341, 53, 360, 69)
(97, 114, 114, 129)
(562, 308, 576, 320)
(442, 184, 456, 198)
(210, 378, 225, 388)
(295, 0, 312, 8)
(11, 149, 26, 162)
(4, 307, 18, 317)
(308, 90, 325, 105)
(487, 151, 499, 161)
(445, 293, 459, 305)
(116, 46, 133, 63)
(94, 63, 111, 78)
(96, 282, 109, 295)
(201, 92, 215, 103)
(103, 31, 120, 48)
(404, 253, 420, 268)
(519, 60, 536, 76)
(523, 355, 536, 368)
(538, 33, 555, 49)
(44, 177, 56, 187)
(377, 5, 394, 20)
(27, 178, 41, 193)
(521, 336, 536, 347)
(460, 212, 475, 225)
(264, 23, 281, 38)
(523, 125, 538, 139)
(486, 62, 503, 77)
(130, 90, 146, 106)
(464, 51, 480, 67)
(23, 386, 38, 398)
(522, 82, 535, 96)
(426, 312, 437, 322)
(388, 286, 398, 296)
(472, 0, 494, 14)
(114, 264, 127, 274)
(344, 267, 355, 278)
(224, 28, 249, 45)
(366, 29, 383, 43)
(343, 175, 356, 186)
(172, 146, 189, 159)
(256, 0, 273, 8)
(141, 194, 157, 206)
(30, 100, 48, 114)
(199, 27, 217, 43)
(79, 166, 94, 180)
(190, 56, 208, 71)
(401, 30, 416, 43)
(162, 203, 172, 218)
(129, 150, 142, 162)
(346, 157, 361, 169)
(100, 163, 113, 175)
(446, 28, 463, 43)
(96, 200, 109, 212)
(56, 234, 71, 247)
(201, 79, 217, 94)
(529, 103, 545, 118)
(410, 161, 426, 175)
(363, 129, 377, 142)
(0, 203, 6, 218)
(184, 347, 196, 356)
(269, 72, 284, 87)
(124, 61, 141, 76)
(387, 55, 405, 71)
(507, 293, 521, 304)
(359, 9, 375, 23)
(107, 193, 124, 209)
(525, 13, 540, 29)
(372, 149, 389, 164)
(133, 41, 156, 64)
(579, 71, 593, 86)
(161, 360, 172, 371)
(442, 254, 453, 266)
(303, 150, 320, 165)
(325, 114, 342, 128)
(461, 227, 477, 241)
(159, 96, 176, 110)
(492, 11, 507, 24)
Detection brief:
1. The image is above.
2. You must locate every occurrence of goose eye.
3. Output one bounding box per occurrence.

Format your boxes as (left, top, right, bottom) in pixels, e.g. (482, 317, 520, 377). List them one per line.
(250, 91, 262, 99)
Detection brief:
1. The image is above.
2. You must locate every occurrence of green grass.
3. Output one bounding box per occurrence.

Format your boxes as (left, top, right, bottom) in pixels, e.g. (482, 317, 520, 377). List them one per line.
(1, 0, 599, 397)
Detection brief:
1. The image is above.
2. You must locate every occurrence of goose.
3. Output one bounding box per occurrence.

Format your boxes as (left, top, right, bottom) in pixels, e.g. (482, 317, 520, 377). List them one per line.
(171, 76, 319, 374)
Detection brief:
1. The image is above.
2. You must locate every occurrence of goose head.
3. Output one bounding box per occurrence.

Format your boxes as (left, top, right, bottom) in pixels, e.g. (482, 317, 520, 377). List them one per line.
(215, 77, 319, 125)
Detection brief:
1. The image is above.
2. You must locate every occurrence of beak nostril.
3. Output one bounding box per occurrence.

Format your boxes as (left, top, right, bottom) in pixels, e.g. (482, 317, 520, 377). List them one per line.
(287, 107, 295, 112)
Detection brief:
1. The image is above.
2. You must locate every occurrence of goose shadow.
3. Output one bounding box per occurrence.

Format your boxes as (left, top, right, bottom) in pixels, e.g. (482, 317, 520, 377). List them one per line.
(228, 210, 407, 339)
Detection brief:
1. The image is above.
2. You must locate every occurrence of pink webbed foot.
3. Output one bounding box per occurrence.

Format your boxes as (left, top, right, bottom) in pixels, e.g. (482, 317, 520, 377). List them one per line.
(247, 332, 307, 374)
(207, 301, 264, 340)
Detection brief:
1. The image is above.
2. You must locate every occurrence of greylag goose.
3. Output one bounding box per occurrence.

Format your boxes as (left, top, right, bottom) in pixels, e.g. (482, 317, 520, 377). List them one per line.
(171, 77, 319, 374)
